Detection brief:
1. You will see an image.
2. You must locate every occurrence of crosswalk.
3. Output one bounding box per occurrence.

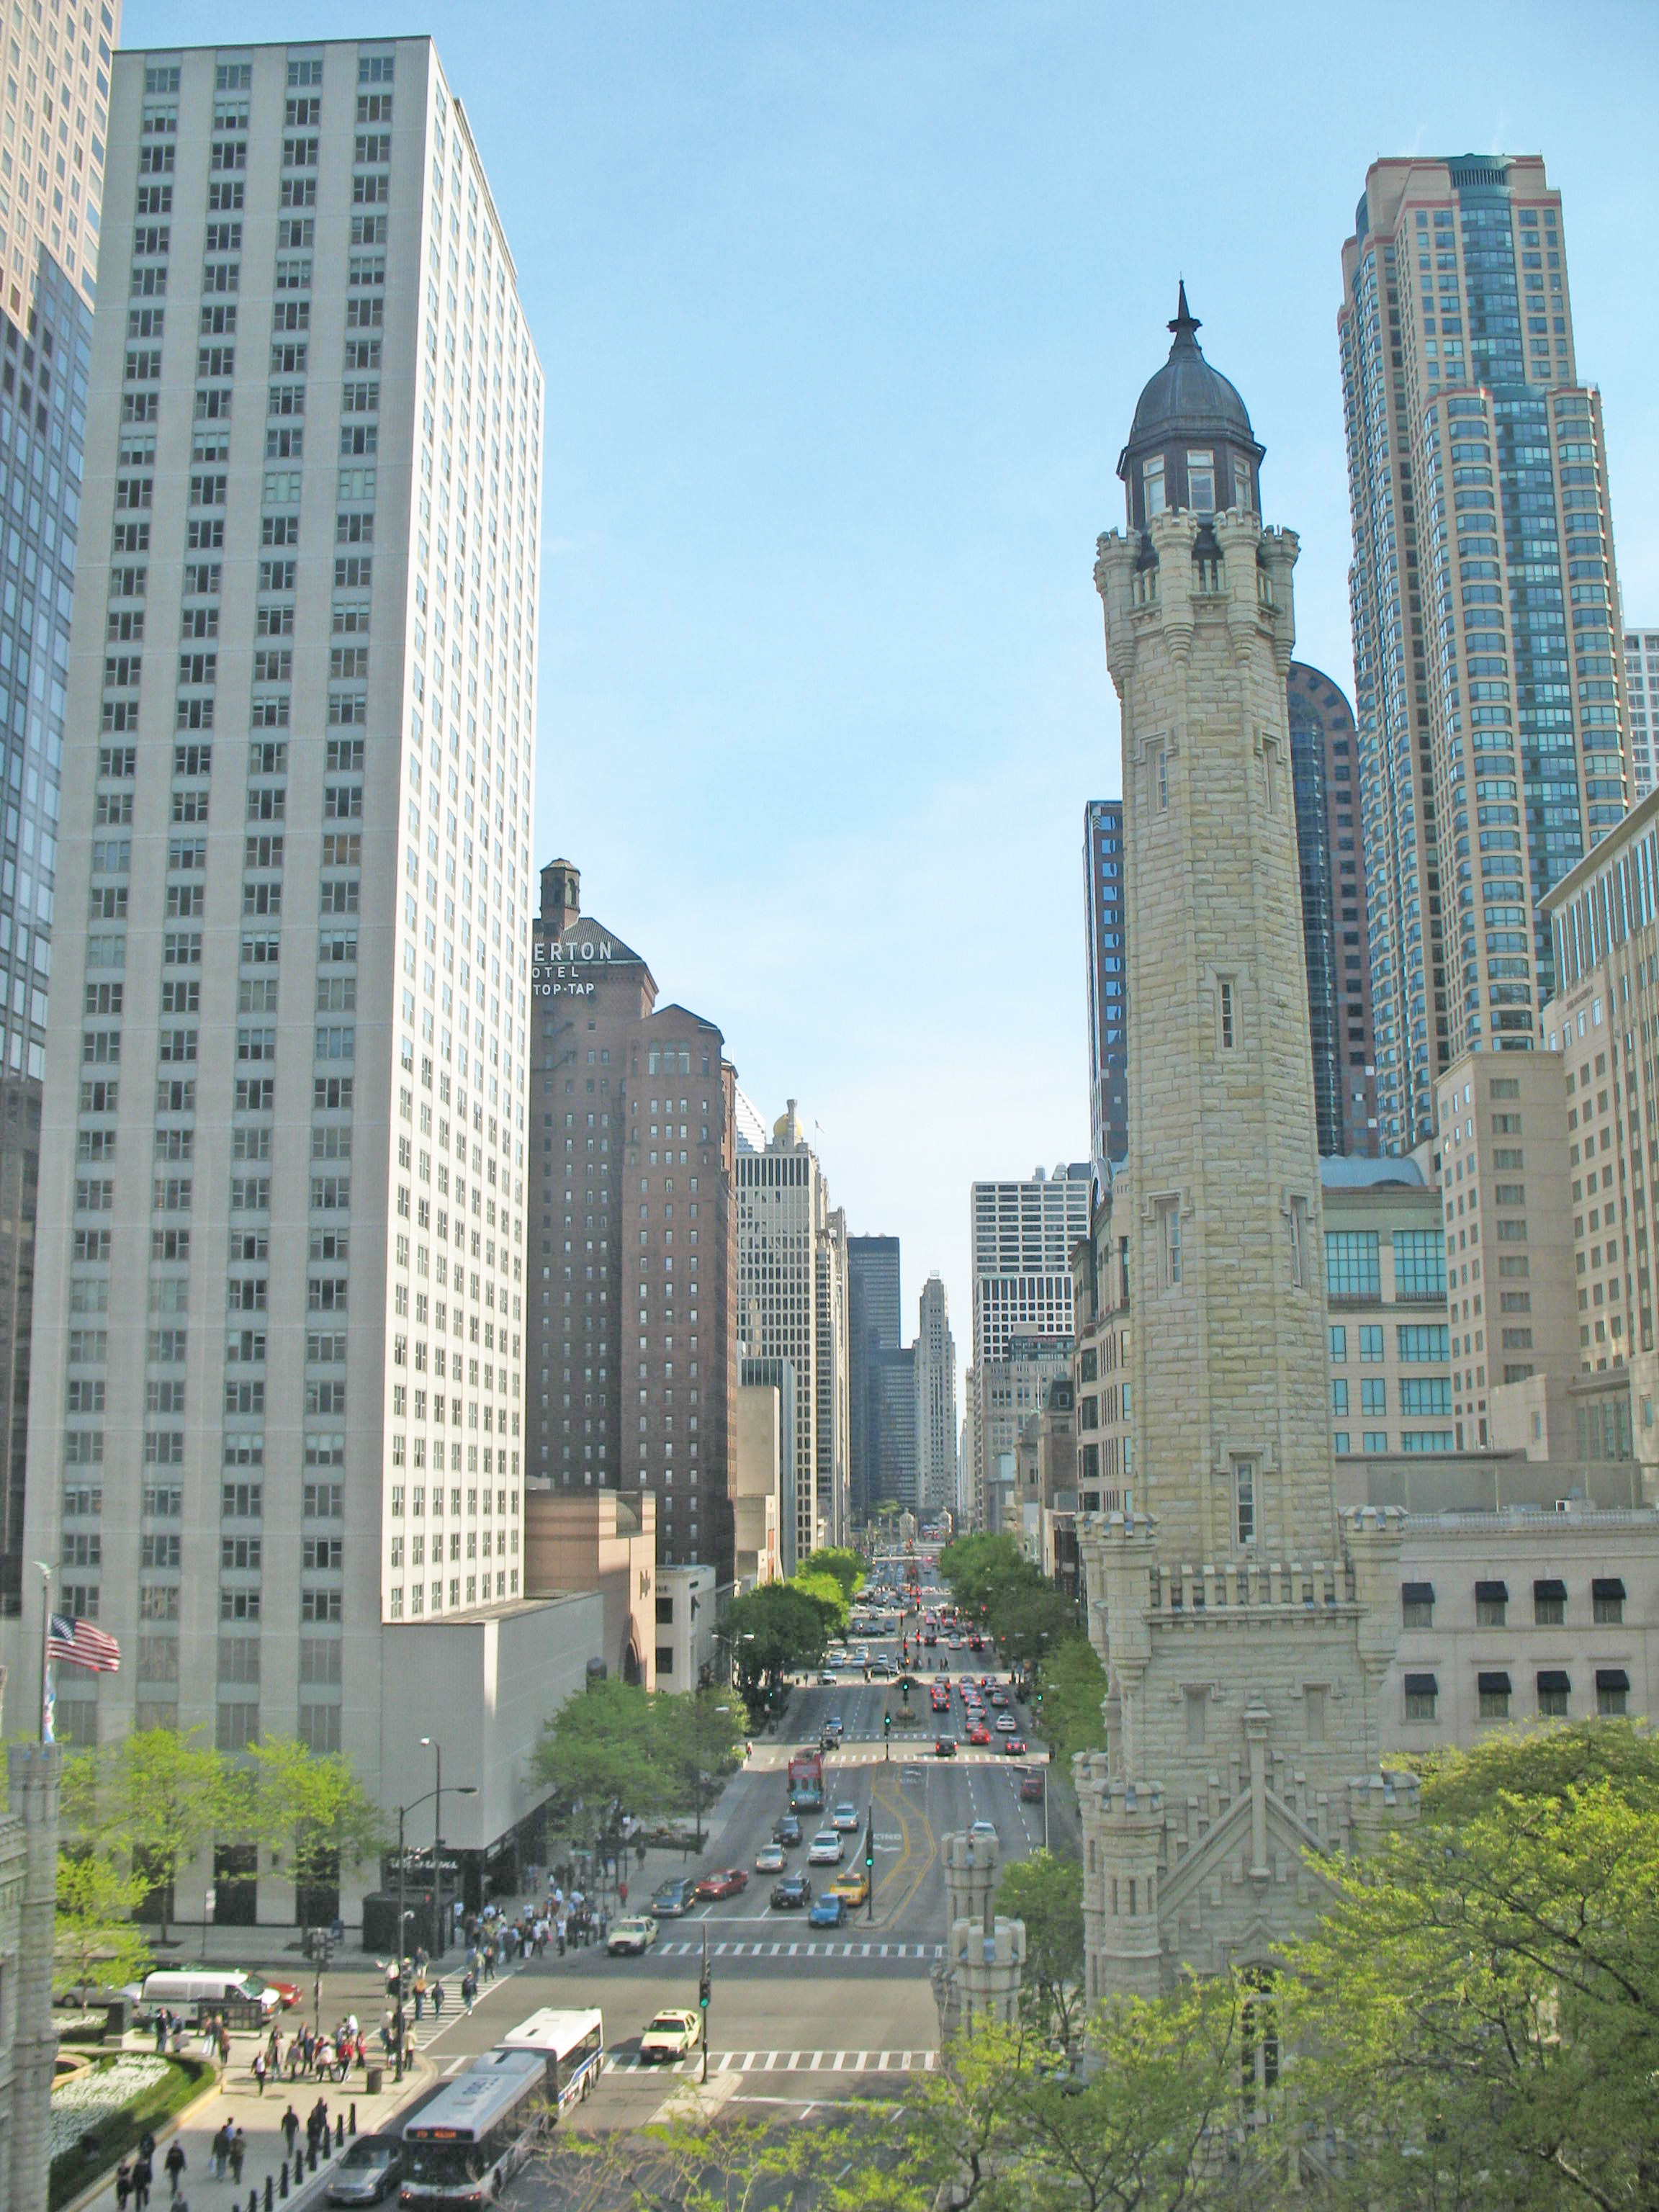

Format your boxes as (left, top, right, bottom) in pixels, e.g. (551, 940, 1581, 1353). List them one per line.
(652, 1938, 942, 1961)
(607, 2047, 940, 2075)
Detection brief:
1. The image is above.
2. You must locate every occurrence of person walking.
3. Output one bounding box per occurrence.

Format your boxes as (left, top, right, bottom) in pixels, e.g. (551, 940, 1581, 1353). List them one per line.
(216, 2020, 231, 2067)
(163, 2145, 186, 2203)
(210, 2126, 230, 2181)
(281, 2106, 300, 2162)
(115, 2161, 133, 2212)
(430, 1979, 444, 2019)
(131, 2155, 153, 2212)
(251, 2051, 268, 2097)
(229, 2128, 246, 2187)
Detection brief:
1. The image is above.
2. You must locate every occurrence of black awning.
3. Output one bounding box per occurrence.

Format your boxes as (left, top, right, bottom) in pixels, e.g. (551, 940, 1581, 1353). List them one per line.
(1596, 1668, 1631, 1693)
(1475, 1581, 1509, 1602)
(1592, 1578, 1627, 1601)
(1401, 1581, 1434, 1604)
(1532, 1578, 1567, 1601)
(1478, 1671, 1511, 1694)
(1536, 1670, 1570, 1694)
(1403, 1672, 1438, 1696)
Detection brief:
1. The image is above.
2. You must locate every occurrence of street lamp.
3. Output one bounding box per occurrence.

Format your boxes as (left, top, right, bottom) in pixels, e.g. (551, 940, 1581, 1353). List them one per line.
(418, 1737, 469, 1962)
(393, 1781, 477, 2077)
(693, 1703, 731, 1853)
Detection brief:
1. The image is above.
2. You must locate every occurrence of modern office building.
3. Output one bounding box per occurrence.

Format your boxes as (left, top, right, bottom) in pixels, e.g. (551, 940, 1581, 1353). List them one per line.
(914, 1272, 956, 1517)
(739, 1352, 796, 1578)
(526, 859, 739, 1581)
(845, 1231, 899, 1525)
(1321, 1155, 1452, 1455)
(736, 1102, 848, 1562)
(0, 0, 125, 1622)
(1339, 155, 1629, 1154)
(1288, 662, 1378, 1156)
(977, 1332, 1071, 1536)
(1624, 627, 1658, 800)
(17, 38, 565, 1908)
(1083, 799, 1127, 1174)
(968, 1166, 1087, 1528)
(870, 1343, 917, 1513)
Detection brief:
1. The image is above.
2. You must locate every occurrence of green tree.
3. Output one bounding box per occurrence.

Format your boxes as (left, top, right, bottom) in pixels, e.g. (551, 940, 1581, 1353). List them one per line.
(788, 1568, 851, 1637)
(246, 1737, 385, 1910)
(55, 1846, 151, 2000)
(997, 1851, 1086, 2051)
(1033, 1634, 1106, 1772)
(989, 1583, 1081, 1671)
(940, 1532, 1033, 1617)
(654, 1689, 747, 1849)
(102, 1727, 224, 1946)
(532, 1678, 665, 1842)
(721, 1581, 830, 1703)
(804, 1545, 865, 1604)
(1281, 1721, 1659, 2212)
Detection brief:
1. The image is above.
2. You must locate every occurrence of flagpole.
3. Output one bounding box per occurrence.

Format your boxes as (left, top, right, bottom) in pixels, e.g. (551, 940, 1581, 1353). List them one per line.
(36, 1561, 52, 1745)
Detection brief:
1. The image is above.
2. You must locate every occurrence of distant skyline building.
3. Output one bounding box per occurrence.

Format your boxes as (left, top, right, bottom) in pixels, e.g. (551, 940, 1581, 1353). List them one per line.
(0, 0, 123, 1619)
(871, 1344, 917, 1512)
(1083, 799, 1127, 1173)
(914, 1273, 957, 1517)
(736, 1102, 848, 1560)
(1623, 627, 1658, 799)
(968, 1166, 1088, 1525)
(846, 1232, 899, 1524)
(1287, 662, 1379, 1156)
(1340, 154, 1630, 1154)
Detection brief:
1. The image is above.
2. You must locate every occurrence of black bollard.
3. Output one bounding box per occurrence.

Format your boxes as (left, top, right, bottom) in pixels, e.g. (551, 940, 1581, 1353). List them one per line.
(309, 2144, 318, 2174)
(251, 2190, 259, 2212)
(335, 2116, 344, 2149)
(266, 2176, 274, 2211)
(279, 2160, 289, 2198)
(349, 2105, 357, 2138)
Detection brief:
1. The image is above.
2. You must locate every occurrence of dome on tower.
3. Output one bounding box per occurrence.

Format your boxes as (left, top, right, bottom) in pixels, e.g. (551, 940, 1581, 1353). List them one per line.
(1127, 283, 1255, 449)
(1116, 286, 1266, 535)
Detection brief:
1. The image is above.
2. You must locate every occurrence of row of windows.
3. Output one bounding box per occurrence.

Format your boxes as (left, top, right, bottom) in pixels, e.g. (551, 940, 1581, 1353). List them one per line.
(1402, 1575, 1626, 1627)
(1406, 1668, 1629, 1721)
(1326, 1228, 1447, 1301)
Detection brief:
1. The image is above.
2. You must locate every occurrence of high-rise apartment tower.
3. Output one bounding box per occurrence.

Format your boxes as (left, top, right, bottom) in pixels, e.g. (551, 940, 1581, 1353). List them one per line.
(1287, 662, 1378, 1156)
(1341, 156, 1629, 1153)
(845, 1233, 899, 1525)
(1084, 799, 1127, 1173)
(968, 1165, 1088, 1526)
(914, 1273, 956, 1517)
(22, 39, 541, 1804)
(1623, 627, 1658, 801)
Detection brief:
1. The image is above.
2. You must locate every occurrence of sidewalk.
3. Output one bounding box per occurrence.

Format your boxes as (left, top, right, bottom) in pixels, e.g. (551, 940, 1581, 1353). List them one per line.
(69, 2040, 436, 2212)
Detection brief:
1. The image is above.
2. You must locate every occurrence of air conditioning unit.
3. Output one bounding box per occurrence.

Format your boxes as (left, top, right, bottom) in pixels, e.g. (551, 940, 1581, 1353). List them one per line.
(1553, 1498, 1573, 1514)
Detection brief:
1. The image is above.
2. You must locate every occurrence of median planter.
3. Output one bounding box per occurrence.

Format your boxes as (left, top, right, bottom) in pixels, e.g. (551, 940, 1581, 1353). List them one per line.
(49, 2055, 210, 2211)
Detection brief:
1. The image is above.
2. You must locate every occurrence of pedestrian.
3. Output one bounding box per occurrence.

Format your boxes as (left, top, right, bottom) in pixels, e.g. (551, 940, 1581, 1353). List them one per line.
(229, 2129, 245, 2186)
(115, 2161, 134, 2212)
(153, 2013, 168, 2054)
(132, 2157, 152, 2212)
(555, 1920, 565, 1959)
(210, 2125, 230, 2181)
(216, 2020, 231, 2067)
(618, 1880, 627, 1908)
(460, 1969, 476, 2012)
(430, 1980, 444, 2018)
(281, 2105, 300, 2160)
(252, 2052, 267, 2098)
(163, 2143, 187, 2200)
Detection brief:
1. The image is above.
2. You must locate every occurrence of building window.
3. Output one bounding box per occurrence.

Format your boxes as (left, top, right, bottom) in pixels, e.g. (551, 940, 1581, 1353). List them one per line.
(1233, 1459, 1255, 1547)
(1475, 1580, 1508, 1627)
(1403, 1672, 1437, 1722)
(1219, 978, 1236, 1050)
(1533, 1578, 1565, 1627)
(1592, 1576, 1625, 1625)
(1326, 1231, 1381, 1302)
(1143, 455, 1165, 518)
(1361, 1377, 1387, 1417)
(1156, 746, 1169, 812)
(1233, 456, 1252, 512)
(1393, 1230, 1447, 1301)
(1331, 1378, 1349, 1416)
(1596, 1668, 1629, 1717)
(1401, 1581, 1434, 1629)
(1478, 1671, 1511, 1721)
(1328, 1325, 1346, 1362)
(1187, 449, 1215, 514)
(1536, 1670, 1570, 1719)
(1359, 1326, 1384, 1362)
(1157, 1197, 1181, 1290)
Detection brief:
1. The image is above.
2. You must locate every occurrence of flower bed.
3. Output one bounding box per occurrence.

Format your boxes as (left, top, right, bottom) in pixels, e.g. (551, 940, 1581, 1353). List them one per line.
(48, 2054, 207, 2211)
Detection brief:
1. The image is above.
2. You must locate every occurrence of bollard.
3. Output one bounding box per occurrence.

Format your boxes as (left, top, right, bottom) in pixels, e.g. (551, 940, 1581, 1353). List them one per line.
(279, 2160, 289, 2198)
(349, 2104, 357, 2138)
(266, 2177, 274, 2211)
(251, 2190, 259, 2212)
(309, 2144, 318, 2174)
(335, 2116, 344, 2149)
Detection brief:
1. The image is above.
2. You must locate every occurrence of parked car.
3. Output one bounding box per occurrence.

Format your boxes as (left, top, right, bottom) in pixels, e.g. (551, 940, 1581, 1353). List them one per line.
(754, 1843, 786, 1874)
(808, 1893, 847, 1928)
(137, 1969, 286, 2020)
(652, 1877, 695, 1918)
(606, 1915, 658, 1956)
(808, 1829, 844, 1865)
(326, 2136, 405, 2206)
(694, 1867, 748, 1901)
(770, 1874, 812, 1910)
(830, 1801, 860, 1833)
(773, 1814, 803, 1847)
(639, 2009, 701, 2064)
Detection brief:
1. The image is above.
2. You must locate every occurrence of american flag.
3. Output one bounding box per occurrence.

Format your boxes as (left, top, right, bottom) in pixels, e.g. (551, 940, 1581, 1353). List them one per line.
(48, 1614, 120, 1673)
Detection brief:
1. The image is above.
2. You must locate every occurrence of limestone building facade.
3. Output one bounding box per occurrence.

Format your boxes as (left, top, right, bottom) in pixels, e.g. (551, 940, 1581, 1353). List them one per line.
(1075, 293, 1413, 2003)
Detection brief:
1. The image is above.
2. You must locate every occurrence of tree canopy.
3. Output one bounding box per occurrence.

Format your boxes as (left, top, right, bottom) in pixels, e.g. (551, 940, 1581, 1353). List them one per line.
(721, 1581, 831, 1701)
(997, 1851, 1087, 2051)
(803, 1545, 864, 1604)
(531, 1678, 746, 1841)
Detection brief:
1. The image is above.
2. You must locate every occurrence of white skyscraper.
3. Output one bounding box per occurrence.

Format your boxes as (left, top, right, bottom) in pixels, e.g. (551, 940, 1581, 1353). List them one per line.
(913, 1273, 956, 1516)
(967, 1166, 1089, 1527)
(18, 37, 558, 1917)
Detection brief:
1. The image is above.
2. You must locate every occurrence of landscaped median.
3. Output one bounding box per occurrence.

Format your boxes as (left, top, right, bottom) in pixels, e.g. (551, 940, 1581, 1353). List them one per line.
(49, 2054, 211, 2212)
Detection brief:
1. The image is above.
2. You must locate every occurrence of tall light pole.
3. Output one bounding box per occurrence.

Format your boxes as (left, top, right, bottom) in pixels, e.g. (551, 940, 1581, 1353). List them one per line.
(392, 1782, 476, 2076)
(420, 1739, 448, 1960)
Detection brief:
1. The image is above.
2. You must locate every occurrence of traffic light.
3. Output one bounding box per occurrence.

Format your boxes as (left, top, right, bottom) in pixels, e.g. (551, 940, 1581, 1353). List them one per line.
(884, 1711, 891, 1738)
(864, 1815, 876, 1872)
(698, 1968, 711, 2012)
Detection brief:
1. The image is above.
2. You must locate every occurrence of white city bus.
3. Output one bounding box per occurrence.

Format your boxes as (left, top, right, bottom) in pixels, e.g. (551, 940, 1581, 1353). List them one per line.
(496, 2008, 606, 2114)
(398, 2049, 551, 2207)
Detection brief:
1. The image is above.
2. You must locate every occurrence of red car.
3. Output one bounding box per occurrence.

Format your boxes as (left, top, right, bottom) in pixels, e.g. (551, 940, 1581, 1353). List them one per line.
(1002, 1737, 1028, 1756)
(694, 1867, 749, 1901)
(966, 1723, 992, 1746)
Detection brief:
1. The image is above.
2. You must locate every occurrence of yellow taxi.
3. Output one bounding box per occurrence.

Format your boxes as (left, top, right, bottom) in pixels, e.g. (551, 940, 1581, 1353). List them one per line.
(830, 1867, 869, 1907)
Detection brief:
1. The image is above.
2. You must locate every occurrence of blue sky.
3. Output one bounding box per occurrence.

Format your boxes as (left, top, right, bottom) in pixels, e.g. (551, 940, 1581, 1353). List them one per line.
(133, 0, 1659, 1385)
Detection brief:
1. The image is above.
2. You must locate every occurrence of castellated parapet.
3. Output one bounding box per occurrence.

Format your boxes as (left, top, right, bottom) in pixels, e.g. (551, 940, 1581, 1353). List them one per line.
(1076, 297, 1414, 2004)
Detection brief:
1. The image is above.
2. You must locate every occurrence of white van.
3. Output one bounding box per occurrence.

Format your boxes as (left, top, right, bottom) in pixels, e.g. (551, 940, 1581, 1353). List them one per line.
(138, 1969, 282, 2018)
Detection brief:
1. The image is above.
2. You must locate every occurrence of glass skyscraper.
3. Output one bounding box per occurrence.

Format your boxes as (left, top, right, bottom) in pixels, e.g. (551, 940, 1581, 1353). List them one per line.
(1340, 155, 1629, 1152)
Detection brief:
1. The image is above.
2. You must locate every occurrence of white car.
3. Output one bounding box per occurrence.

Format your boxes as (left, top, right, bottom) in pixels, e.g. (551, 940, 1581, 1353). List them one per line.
(818, 1670, 838, 1686)
(808, 1829, 845, 1865)
(969, 1820, 997, 1842)
(606, 1915, 659, 1956)
(830, 1801, 859, 1833)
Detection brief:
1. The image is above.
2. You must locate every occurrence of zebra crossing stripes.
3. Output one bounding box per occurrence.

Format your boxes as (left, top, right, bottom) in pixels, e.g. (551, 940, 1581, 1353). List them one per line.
(608, 2048, 940, 2075)
(652, 1938, 943, 1961)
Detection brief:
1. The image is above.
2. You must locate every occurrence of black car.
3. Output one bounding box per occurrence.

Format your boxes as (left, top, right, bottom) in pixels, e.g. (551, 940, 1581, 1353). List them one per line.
(773, 1814, 803, 1847)
(770, 1874, 812, 1910)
